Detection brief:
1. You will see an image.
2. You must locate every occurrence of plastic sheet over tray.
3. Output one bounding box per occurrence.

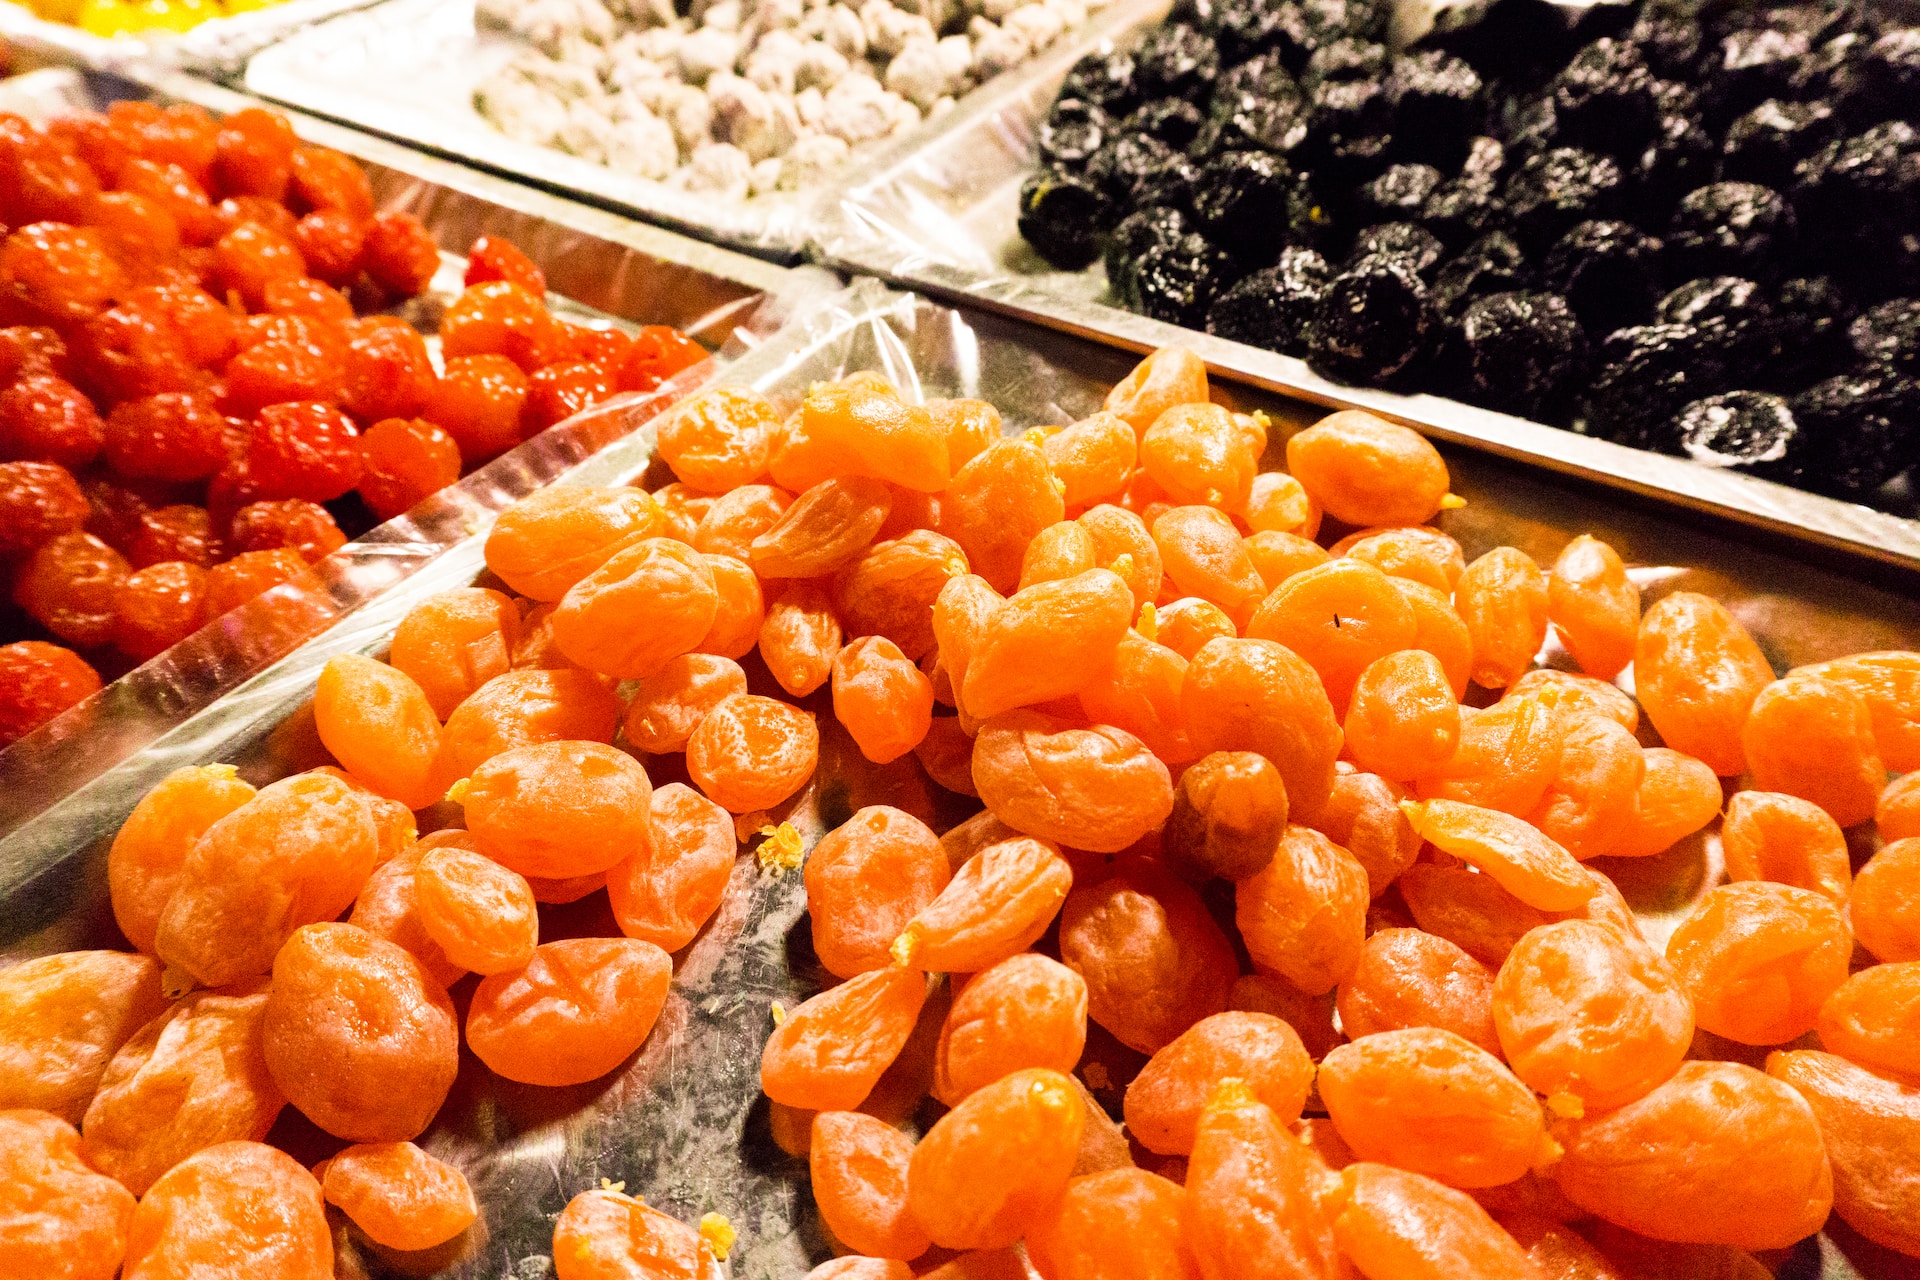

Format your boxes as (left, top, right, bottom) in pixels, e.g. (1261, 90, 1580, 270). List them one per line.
(0, 0, 387, 76)
(818, 0, 1920, 577)
(241, 0, 1163, 259)
(2, 279, 1917, 1279)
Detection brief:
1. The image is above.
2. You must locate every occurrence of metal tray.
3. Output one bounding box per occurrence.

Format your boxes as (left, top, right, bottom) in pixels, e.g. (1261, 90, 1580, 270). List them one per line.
(0, 66, 833, 838)
(0, 0, 387, 77)
(240, 0, 1160, 260)
(818, 0, 1920, 579)
(3, 276, 1917, 1279)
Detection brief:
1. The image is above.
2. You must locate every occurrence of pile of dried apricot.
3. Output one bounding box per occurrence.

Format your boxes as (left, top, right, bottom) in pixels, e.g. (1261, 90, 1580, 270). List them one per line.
(2, 342, 1918, 1280)
(0, 99, 705, 746)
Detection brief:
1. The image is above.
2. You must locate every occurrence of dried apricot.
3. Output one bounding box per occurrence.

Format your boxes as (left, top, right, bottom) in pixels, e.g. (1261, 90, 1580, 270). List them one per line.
(122, 1142, 330, 1280)
(1664, 882, 1851, 1045)
(1337, 927, 1499, 1054)
(1741, 671, 1884, 828)
(810, 1111, 931, 1261)
(313, 654, 445, 811)
(1297, 769, 1421, 897)
(1185, 1079, 1344, 1280)
(933, 952, 1087, 1105)
(321, 1141, 477, 1251)
(1104, 348, 1208, 435)
(1025, 1166, 1196, 1280)
(1234, 824, 1369, 994)
(1525, 712, 1643, 862)
(467, 937, 672, 1087)
(654, 384, 776, 492)
(414, 844, 538, 974)
(483, 485, 661, 602)
(1344, 649, 1460, 781)
(940, 438, 1065, 594)
(1633, 592, 1774, 777)
(457, 740, 652, 879)
(1766, 1049, 1919, 1258)
(389, 587, 520, 720)
(1123, 1011, 1313, 1156)
(760, 580, 843, 697)
(807, 806, 949, 979)
(685, 693, 818, 813)
(1286, 411, 1451, 526)
(1552, 1061, 1831, 1250)
(1720, 790, 1849, 903)
(1545, 536, 1638, 680)
(971, 711, 1173, 853)
(107, 763, 254, 956)
(1184, 637, 1343, 815)
(1815, 962, 1920, 1083)
(1612, 748, 1721, 859)
(553, 537, 717, 678)
(962, 568, 1133, 720)
(1402, 799, 1592, 912)
(622, 653, 746, 754)
(761, 964, 927, 1111)
(1059, 857, 1237, 1053)
(0, 1108, 133, 1280)
(551, 1187, 719, 1280)
(1329, 1162, 1539, 1280)
(897, 835, 1073, 973)
(1162, 749, 1288, 882)
(0, 951, 165, 1126)
(1852, 838, 1920, 962)
(834, 636, 935, 764)
(1493, 920, 1693, 1111)
(906, 1068, 1085, 1250)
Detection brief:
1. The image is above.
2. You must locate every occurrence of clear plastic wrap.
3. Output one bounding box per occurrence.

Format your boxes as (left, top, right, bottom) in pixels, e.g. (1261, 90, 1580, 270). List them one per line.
(2, 277, 1915, 1278)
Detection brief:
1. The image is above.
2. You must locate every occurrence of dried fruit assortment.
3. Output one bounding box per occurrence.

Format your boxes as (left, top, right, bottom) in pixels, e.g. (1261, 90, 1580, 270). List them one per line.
(1017, 0, 1920, 503)
(3, 342, 1920, 1280)
(474, 0, 1112, 201)
(0, 100, 707, 747)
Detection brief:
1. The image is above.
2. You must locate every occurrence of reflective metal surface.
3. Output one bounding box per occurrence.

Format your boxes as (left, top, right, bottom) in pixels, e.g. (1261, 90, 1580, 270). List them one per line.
(1, 280, 1914, 1278)
(819, 3, 1920, 578)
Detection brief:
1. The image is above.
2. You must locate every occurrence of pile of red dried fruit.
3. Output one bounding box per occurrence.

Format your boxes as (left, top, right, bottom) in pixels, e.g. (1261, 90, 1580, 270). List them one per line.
(0, 344, 1916, 1280)
(0, 99, 706, 747)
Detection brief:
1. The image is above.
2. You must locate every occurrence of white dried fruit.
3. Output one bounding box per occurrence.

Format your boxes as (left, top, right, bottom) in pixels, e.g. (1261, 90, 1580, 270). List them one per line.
(676, 25, 739, 84)
(969, 20, 1029, 75)
(778, 131, 851, 186)
(744, 28, 806, 94)
(605, 107, 681, 177)
(1002, 3, 1064, 51)
(748, 156, 786, 195)
(793, 84, 827, 128)
(883, 37, 952, 111)
(709, 72, 799, 161)
(681, 141, 753, 197)
(859, 0, 933, 56)
(556, 98, 616, 161)
(819, 74, 896, 144)
(793, 37, 849, 90)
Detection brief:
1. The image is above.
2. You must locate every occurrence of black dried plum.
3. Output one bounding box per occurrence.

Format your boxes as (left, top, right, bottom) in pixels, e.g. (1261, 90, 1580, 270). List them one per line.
(1105, 207, 1191, 308)
(1667, 181, 1795, 280)
(1356, 164, 1446, 223)
(1785, 370, 1920, 495)
(1206, 245, 1333, 351)
(1134, 25, 1222, 99)
(1629, 11, 1703, 79)
(1675, 390, 1799, 476)
(1134, 234, 1240, 328)
(1300, 77, 1395, 185)
(1191, 94, 1308, 157)
(1850, 298, 1920, 374)
(1633, 107, 1719, 222)
(1721, 100, 1840, 189)
(1841, 29, 1920, 127)
(1386, 51, 1485, 166)
(1087, 132, 1176, 206)
(1303, 37, 1388, 88)
(1791, 123, 1920, 250)
(1063, 51, 1139, 115)
(1306, 259, 1432, 385)
(1277, 0, 1388, 67)
(1039, 100, 1110, 169)
(1793, 31, 1867, 103)
(1432, 231, 1529, 319)
(1210, 51, 1300, 113)
(1584, 323, 1731, 450)
(1457, 290, 1588, 419)
(1125, 99, 1206, 150)
(1191, 149, 1305, 263)
(1656, 275, 1777, 368)
(1203, 0, 1292, 64)
(1770, 274, 1857, 386)
(1541, 219, 1665, 334)
(1504, 95, 1562, 159)
(1347, 221, 1446, 278)
(1420, 179, 1507, 245)
(1706, 28, 1810, 122)
(1018, 170, 1111, 269)
(1549, 38, 1660, 157)
(1501, 146, 1624, 250)
(1460, 134, 1507, 185)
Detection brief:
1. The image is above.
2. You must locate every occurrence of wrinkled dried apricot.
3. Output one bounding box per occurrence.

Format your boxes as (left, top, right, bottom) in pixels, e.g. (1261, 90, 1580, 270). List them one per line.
(467, 936, 672, 1087)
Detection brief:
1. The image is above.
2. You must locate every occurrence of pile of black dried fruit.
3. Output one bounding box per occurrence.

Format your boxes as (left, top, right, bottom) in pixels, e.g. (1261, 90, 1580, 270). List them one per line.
(1017, 0, 1920, 503)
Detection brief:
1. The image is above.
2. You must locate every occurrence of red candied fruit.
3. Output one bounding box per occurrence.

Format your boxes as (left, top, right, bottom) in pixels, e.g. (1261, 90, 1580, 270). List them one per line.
(429, 355, 529, 464)
(228, 499, 345, 563)
(223, 321, 346, 419)
(114, 560, 208, 660)
(464, 235, 545, 294)
(214, 194, 299, 244)
(124, 281, 238, 371)
(262, 277, 352, 324)
(566, 323, 633, 369)
(0, 326, 68, 382)
(211, 221, 305, 311)
(523, 361, 617, 434)
(246, 400, 364, 502)
(111, 159, 220, 247)
(125, 504, 222, 569)
(6, 140, 100, 227)
(288, 145, 373, 222)
(615, 325, 707, 394)
(103, 392, 228, 482)
(0, 639, 100, 744)
(203, 546, 309, 617)
(340, 317, 433, 424)
(0, 223, 127, 326)
(85, 190, 181, 278)
(0, 374, 104, 469)
(76, 300, 203, 406)
(293, 210, 365, 288)
(358, 417, 462, 521)
(359, 211, 440, 298)
(14, 530, 127, 647)
(111, 102, 218, 185)
(438, 281, 564, 374)
(0, 460, 89, 556)
(213, 108, 297, 201)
